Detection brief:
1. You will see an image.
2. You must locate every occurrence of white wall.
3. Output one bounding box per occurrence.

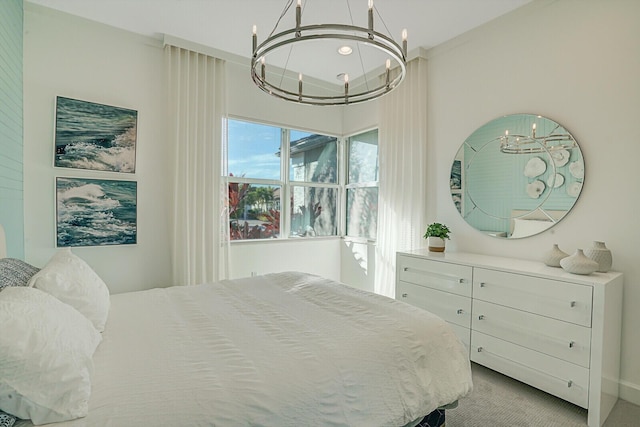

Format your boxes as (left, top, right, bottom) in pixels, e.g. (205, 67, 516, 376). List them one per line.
(340, 240, 376, 292)
(23, 5, 351, 291)
(426, 0, 640, 404)
(23, 5, 172, 294)
(229, 238, 341, 282)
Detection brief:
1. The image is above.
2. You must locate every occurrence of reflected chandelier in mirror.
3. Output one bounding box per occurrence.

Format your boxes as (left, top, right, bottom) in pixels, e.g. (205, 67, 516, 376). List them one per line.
(450, 114, 584, 238)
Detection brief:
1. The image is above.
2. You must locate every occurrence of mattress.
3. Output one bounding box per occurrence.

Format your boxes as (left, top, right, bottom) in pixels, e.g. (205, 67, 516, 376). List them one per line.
(17, 271, 472, 426)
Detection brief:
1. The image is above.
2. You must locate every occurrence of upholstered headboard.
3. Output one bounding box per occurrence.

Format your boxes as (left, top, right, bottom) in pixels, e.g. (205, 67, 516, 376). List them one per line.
(0, 224, 6, 258)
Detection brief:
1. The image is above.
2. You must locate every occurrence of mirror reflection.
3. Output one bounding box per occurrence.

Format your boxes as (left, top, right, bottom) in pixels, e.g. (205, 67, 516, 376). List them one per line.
(450, 114, 584, 238)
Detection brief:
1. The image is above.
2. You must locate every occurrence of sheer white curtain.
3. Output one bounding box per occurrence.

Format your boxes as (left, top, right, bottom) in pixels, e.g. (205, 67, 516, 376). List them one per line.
(165, 45, 229, 286)
(375, 57, 428, 297)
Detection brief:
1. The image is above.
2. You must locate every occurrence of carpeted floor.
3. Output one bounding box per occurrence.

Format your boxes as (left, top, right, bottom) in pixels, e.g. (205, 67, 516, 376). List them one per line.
(446, 363, 640, 427)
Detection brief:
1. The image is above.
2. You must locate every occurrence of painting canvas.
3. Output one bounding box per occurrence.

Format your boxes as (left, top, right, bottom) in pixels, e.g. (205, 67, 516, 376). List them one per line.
(55, 96, 137, 173)
(450, 159, 462, 190)
(56, 177, 137, 247)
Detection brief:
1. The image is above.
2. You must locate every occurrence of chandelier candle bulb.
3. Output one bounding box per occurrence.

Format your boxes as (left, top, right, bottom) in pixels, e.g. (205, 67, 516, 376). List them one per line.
(385, 59, 391, 86)
(368, 0, 374, 32)
(532, 123, 537, 138)
(298, 73, 303, 100)
(252, 25, 257, 52)
(344, 74, 349, 103)
(260, 57, 265, 79)
(402, 29, 408, 56)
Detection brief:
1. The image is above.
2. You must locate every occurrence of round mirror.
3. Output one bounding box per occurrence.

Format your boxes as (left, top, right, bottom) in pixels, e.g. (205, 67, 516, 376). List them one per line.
(450, 114, 584, 238)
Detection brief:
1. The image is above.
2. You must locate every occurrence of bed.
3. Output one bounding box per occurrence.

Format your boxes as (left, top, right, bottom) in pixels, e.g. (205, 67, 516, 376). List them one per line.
(0, 227, 472, 427)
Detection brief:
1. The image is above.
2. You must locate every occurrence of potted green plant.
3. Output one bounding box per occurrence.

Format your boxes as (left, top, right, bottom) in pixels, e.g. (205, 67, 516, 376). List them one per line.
(424, 222, 451, 252)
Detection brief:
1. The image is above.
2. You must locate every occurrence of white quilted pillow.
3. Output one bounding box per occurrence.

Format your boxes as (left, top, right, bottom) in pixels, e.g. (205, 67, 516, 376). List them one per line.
(28, 249, 110, 332)
(0, 286, 102, 425)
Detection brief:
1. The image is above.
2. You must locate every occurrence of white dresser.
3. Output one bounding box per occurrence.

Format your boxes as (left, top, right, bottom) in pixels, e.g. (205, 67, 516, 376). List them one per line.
(396, 249, 623, 427)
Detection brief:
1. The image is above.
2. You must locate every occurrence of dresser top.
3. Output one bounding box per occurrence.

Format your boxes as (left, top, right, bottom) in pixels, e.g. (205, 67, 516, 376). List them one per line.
(398, 249, 622, 286)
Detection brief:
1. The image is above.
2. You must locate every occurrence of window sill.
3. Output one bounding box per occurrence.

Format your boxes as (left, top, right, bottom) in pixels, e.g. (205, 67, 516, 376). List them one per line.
(230, 236, 342, 245)
(341, 236, 377, 245)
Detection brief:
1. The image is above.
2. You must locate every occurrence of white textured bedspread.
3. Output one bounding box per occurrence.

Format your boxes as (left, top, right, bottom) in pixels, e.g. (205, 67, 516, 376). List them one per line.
(31, 272, 472, 426)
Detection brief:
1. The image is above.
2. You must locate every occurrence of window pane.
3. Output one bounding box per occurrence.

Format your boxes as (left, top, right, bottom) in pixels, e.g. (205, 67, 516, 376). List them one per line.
(290, 186, 337, 237)
(346, 187, 378, 239)
(227, 119, 281, 180)
(348, 129, 378, 183)
(228, 183, 281, 240)
(290, 131, 337, 183)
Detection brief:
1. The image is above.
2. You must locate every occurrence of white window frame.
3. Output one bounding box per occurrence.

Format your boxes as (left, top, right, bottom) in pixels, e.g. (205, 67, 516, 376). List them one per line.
(225, 117, 344, 242)
(343, 128, 379, 243)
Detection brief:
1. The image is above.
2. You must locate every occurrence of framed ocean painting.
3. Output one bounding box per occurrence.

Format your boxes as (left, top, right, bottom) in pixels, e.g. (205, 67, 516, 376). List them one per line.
(56, 177, 137, 247)
(54, 96, 137, 173)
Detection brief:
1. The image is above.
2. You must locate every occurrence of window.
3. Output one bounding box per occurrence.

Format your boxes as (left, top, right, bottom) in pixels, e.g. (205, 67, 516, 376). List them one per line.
(345, 129, 379, 240)
(227, 120, 282, 240)
(289, 131, 338, 237)
(226, 119, 377, 241)
(226, 119, 338, 240)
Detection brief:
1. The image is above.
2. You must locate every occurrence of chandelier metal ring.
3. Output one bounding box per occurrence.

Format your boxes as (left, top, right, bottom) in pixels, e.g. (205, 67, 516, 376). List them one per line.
(251, 1, 407, 106)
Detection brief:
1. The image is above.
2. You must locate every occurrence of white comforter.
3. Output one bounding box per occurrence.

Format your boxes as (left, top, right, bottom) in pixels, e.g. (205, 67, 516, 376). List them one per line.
(28, 272, 472, 427)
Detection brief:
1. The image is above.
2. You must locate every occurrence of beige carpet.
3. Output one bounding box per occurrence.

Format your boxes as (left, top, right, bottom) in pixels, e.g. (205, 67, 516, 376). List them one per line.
(446, 363, 590, 427)
(447, 363, 640, 426)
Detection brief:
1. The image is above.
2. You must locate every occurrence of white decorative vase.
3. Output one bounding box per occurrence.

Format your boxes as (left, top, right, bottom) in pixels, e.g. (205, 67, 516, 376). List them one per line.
(542, 244, 569, 267)
(584, 241, 612, 273)
(427, 237, 446, 252)
(560, 249, 598, 275)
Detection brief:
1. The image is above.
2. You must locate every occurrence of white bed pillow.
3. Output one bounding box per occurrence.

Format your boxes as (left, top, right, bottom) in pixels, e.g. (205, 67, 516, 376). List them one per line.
(28, 248, 110, 332)
(0, 286, 102, 425)
(510, 218, 553, 238)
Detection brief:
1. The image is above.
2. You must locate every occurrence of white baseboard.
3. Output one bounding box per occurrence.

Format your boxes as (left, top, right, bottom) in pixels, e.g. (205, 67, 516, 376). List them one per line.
(619, 379, 640, 406)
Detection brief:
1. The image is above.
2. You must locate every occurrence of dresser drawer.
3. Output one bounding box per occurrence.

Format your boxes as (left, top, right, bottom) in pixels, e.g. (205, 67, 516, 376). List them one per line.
(473, 268, 592, 326)
(472, 300, 591, 368)
(397, 281, 471, 328)
(398, 256, 472, 297)
(471, 332, 589, 408)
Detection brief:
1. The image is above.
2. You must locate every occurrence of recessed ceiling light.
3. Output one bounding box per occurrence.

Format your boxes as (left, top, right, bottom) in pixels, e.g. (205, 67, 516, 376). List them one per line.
(337, 46, 353, 55)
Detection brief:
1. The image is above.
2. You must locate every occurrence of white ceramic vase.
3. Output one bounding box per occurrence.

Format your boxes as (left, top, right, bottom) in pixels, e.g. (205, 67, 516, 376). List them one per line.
(542, 244, 569, 267)
(427, 237, 446, 252)
(584, 241, 612, 273)
(560, 249, 598, 275)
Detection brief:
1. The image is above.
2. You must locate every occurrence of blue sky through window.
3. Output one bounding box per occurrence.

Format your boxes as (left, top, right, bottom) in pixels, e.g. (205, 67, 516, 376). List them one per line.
(227, 119, 313, 180)
(227, 120, 281, 180)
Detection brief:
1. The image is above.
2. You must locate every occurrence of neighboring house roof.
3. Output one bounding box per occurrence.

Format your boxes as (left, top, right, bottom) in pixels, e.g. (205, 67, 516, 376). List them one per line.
(277, 134, 336, 157)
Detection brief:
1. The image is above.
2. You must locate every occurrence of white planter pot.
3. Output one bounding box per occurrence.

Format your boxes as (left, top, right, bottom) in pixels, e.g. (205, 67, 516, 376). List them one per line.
(427, 237, 446, 252)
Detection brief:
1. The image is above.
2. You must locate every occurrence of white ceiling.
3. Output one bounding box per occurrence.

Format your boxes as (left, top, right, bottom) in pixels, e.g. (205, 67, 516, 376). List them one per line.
(26, 0, 532, 86)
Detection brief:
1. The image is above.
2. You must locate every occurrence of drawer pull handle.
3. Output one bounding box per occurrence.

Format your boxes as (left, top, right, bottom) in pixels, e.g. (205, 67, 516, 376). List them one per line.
(570, 301, 576, 308)
(479, 282, 487, 287)
(403, 267, 409, 271)
(456, 309, 464, 315)
(401, 293, 408, 298)
(477, 347, 483, 353)
(569, 341, 575, 348)
(478, 315, 485, 320)
(458, 278, 465, 284)
(567, 380, 573, 388)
